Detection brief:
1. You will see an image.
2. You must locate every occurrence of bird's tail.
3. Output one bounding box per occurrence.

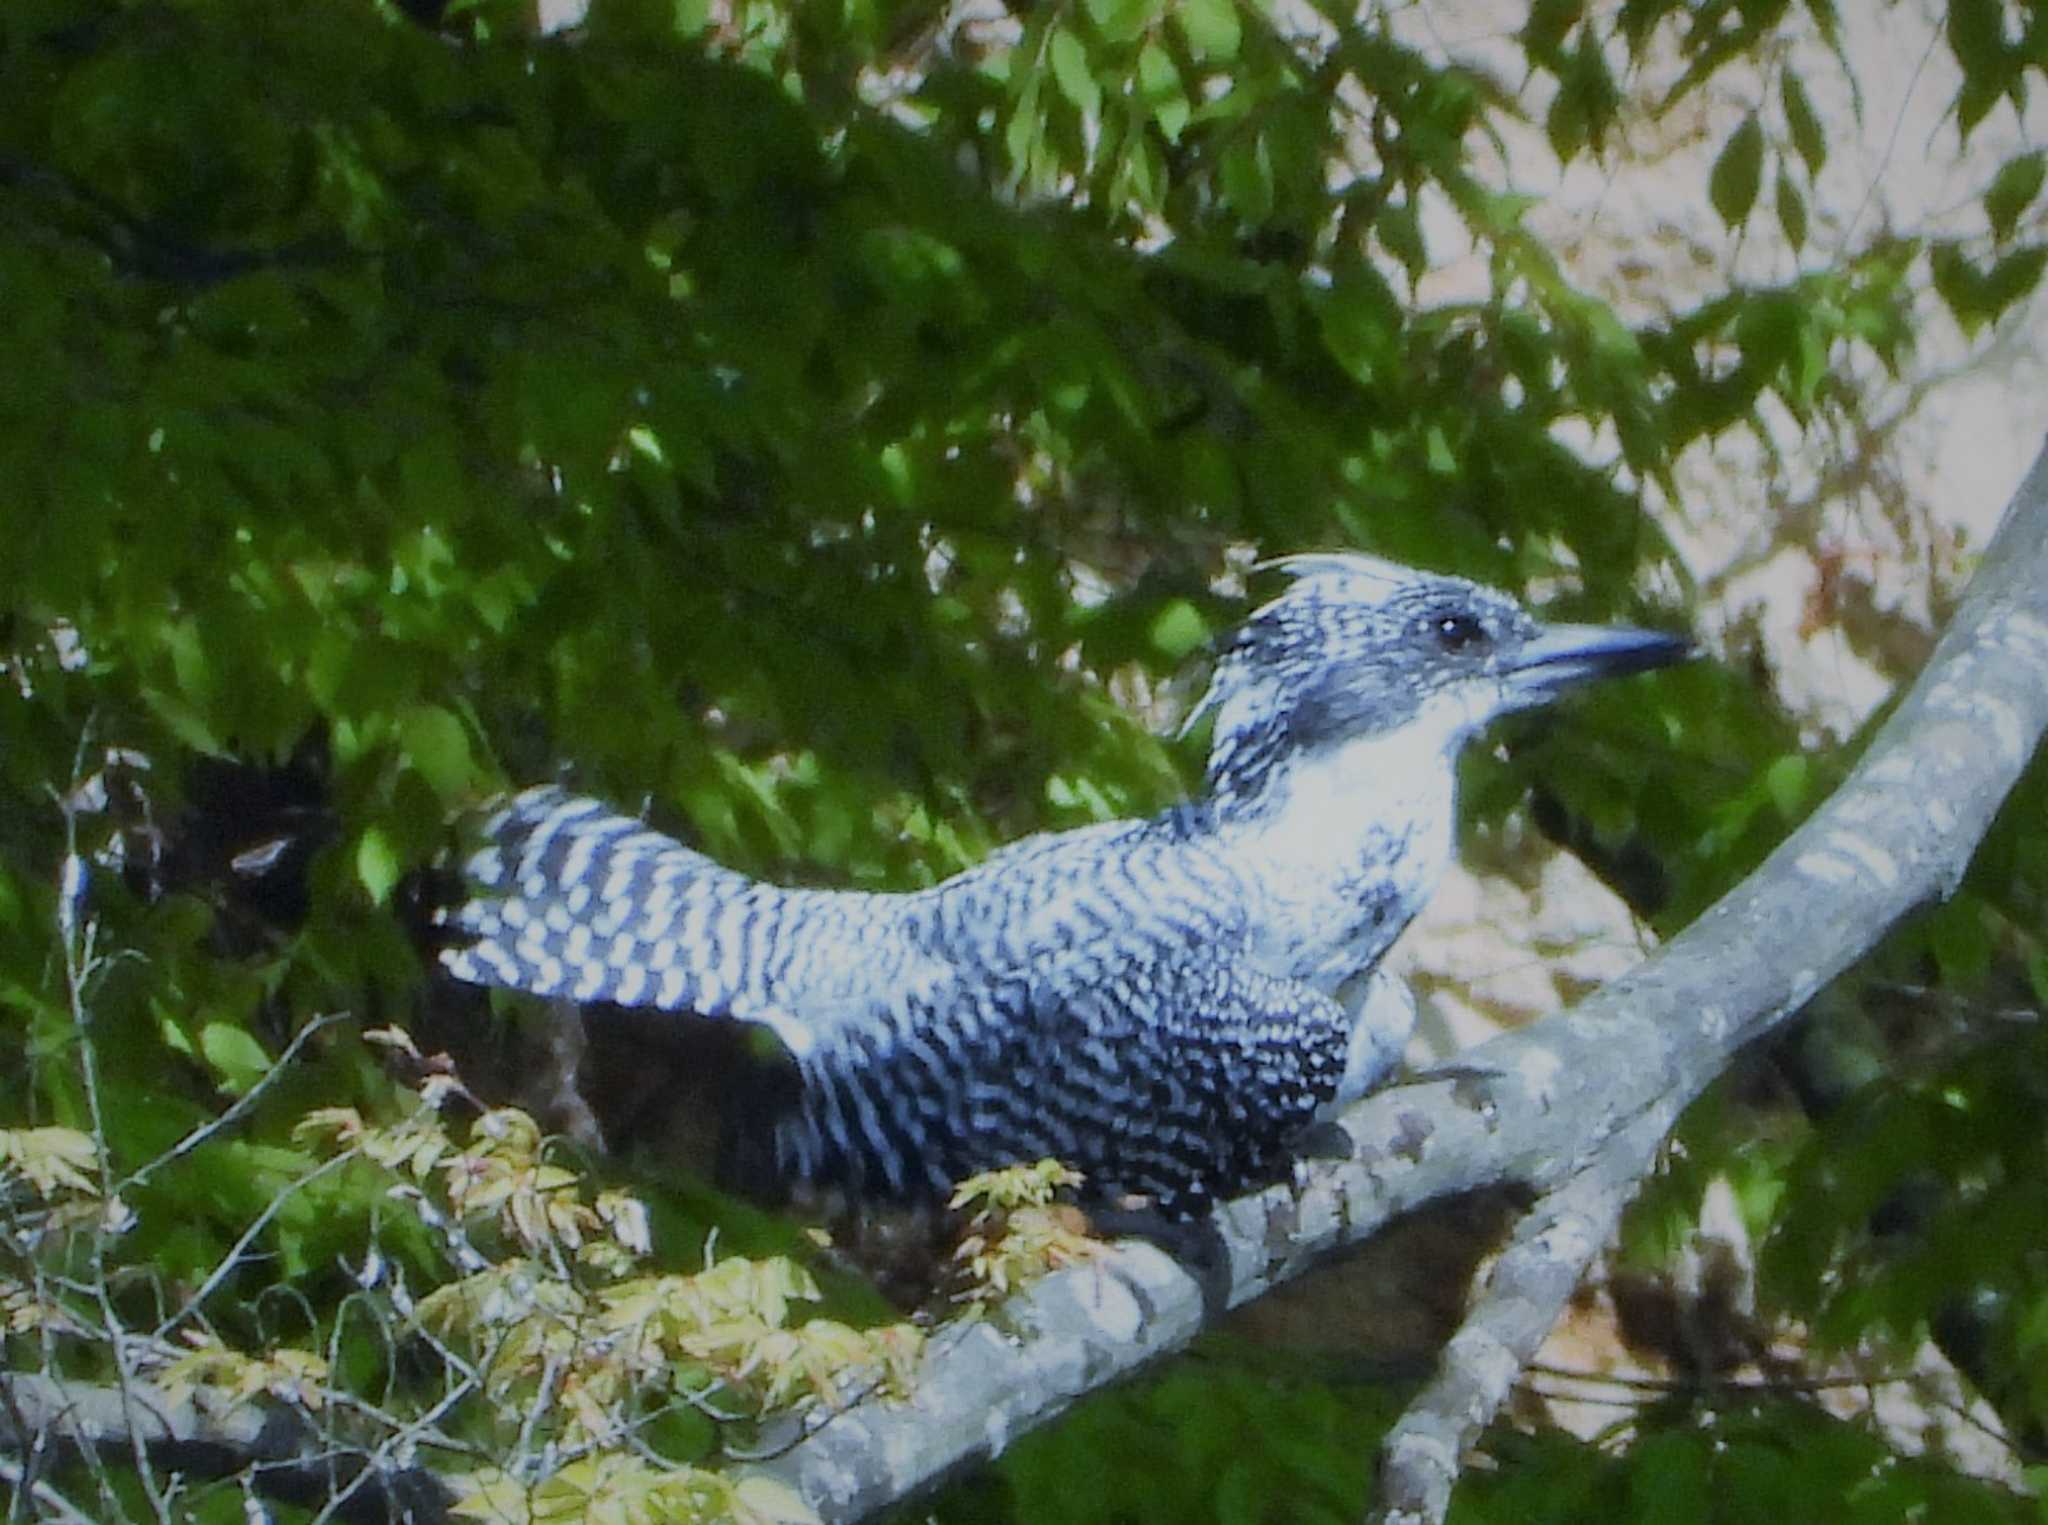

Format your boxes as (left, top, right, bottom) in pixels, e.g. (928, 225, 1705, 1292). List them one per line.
(436, 786, 787, 1021)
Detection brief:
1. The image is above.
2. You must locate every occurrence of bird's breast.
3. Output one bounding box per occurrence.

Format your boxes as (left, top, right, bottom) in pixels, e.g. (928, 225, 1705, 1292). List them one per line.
(1224, 747, 1459, 992)
(1241, 828, 1435, 990)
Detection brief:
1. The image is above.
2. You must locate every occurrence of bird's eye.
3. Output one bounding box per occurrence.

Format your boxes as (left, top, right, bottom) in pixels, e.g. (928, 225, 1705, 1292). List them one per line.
(1430, 612, 1487, 652)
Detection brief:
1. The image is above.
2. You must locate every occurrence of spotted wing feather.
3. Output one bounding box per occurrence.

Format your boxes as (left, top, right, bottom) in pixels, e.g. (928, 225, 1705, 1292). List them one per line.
(773, 954, 1355, 1214)
(437, 787, 937, 1058)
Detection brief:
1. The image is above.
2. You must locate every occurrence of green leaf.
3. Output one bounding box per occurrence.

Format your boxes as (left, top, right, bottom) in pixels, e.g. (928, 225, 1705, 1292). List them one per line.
(1949, 0, 2015, 139)
(399, 704, 475, 803)
(1179, 433, 1239, 515)
(1985, 151, 2045, 242)
(1376, 200, 1426, 279)
(1219, 136, 1274, 223)
(1924, 896, 1993, 988)
(1709, 114, 1765, 229)
(1947, 0, 2010, 92)
(143, 686, 228, 757)
(1176, 0, 1241, 63)
(1006, 73, 1044, 180)
(1554, 36, 1621, 156)
(1048, 28, 1101, 121)
(199, 1023, 272, 1095)
(1083, 0, 1152, 45)
(1627, 1428, 1711, 1525)
(1138, 41, 1188, 144)
(1148, 599, 1209, 660)
(1804, 0, 1843, 53)
(1424, 424, 1457, 475)
(1781, 69, 1825, 174)
(158, 1010, 196, 1059)
(164, 616, 217, 717)
(1930, 241, 1979, 331)
(1314, 263, 1399, 384)
(1930, 241, 2044, 333)
(355, 827, 402, 907)
(1793, 324, 1828, 406)
(1984, 244, 2048, 317)
(1117, 136, 1167, 213)
(1776, 170, 1807, 249)
(1957, 74, 2005, 141)
(1765, 753, 1807, 821)
(1520, 0, 1584, 67)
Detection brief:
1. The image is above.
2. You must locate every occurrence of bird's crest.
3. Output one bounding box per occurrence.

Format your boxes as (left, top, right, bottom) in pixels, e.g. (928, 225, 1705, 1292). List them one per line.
(1252, 551, 1419, 601)
(1178, 553, 1423, 740)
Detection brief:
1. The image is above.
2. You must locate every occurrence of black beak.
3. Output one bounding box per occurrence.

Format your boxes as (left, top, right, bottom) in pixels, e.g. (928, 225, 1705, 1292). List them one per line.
(1506, 623, 1694, 699)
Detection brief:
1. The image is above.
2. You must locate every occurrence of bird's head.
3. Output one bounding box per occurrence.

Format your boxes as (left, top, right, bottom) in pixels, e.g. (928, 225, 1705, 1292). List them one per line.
(1187, 554, 1690, 803)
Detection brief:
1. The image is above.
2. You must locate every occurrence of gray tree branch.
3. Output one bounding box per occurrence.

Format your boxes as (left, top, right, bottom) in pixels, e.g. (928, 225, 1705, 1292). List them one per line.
(0, 1372, 454, 1522)
(1371, 1096, 1671, 1523)
(753, 438, 2048, 1523)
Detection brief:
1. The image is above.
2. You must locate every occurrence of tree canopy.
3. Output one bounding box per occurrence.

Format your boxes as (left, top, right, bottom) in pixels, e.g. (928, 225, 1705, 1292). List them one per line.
(2, 0, 2047, 1520)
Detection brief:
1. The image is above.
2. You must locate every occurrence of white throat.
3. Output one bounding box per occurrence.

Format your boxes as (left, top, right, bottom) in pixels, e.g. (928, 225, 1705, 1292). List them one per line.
(1221, 688, 1488, 870)
(1238, 725, 1455, 868)
(1215, 687, 1494, 989)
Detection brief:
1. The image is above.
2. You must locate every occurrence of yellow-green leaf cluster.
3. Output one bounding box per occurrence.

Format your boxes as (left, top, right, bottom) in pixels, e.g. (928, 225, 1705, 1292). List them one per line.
(156, 1331, 331, 1414)
(948, 1157, 1084, 1215)
(0, 1126, 101, 1199)
(440, 1108, 594, 1253)
(948, 1159, 1105, 1307)
(307, 1051, 925, 1463)
(298, 1089, 602, 1259)
(0, 1280, 92, 1338)
(417, 1249, 922, 1445)
(451, 1454, 818, 1525)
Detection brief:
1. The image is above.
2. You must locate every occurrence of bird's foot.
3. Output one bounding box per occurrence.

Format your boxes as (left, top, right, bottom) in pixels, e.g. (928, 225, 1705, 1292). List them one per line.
(1389, 1058, 1502, 1089)
(1084, 1203, 1233, 1321)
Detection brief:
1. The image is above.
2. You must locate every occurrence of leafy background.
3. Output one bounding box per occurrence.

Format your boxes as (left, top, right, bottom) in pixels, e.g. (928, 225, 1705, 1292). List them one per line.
(1, 0, 2046, 1518)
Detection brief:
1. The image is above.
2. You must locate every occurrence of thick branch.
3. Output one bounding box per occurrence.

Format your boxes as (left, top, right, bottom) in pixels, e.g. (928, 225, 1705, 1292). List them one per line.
(0, 1372, 453, 1523)
(754, 440, 2048, 1523)
(1372, 1101, 1671, 1522)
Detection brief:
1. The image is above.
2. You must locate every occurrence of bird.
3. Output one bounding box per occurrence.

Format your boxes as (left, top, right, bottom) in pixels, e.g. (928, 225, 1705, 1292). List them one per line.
(436, 555, 1689, 1219)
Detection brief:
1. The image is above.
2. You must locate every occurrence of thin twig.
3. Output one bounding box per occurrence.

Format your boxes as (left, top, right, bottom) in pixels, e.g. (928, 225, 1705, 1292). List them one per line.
(1522, 1359, 1907, 1396)
(151, 1152, 356, 1344)
(118, 1010, 350, 1194)
(303, 1374, 482, 1525)
(0, 1454, 96, 1525)
(513, 1351, 567, 1476)
(53, 789, 174, 1525)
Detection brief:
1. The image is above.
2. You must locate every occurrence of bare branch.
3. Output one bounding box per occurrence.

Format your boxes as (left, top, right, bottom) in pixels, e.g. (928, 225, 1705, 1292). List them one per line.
(1373, 1104, 1668, 1523)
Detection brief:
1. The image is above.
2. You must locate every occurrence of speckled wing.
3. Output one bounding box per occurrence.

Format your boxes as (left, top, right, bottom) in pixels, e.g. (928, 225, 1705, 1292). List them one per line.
(776, 952, 1358, 1215)
(436, 787, 942, 1060)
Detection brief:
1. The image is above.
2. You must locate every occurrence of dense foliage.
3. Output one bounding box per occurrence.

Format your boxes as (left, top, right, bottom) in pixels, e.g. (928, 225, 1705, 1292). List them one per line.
(2, 0, 2046, 1518)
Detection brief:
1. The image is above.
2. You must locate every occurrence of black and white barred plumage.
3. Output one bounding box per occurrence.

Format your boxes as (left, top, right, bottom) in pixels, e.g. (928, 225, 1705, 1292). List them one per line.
(439, 556, 1687, 1216)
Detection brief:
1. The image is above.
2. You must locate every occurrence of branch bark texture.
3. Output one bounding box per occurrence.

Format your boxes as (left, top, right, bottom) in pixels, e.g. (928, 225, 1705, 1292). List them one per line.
(755, 440, 2048, 1523)
(0, 1372, 452, 1522)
